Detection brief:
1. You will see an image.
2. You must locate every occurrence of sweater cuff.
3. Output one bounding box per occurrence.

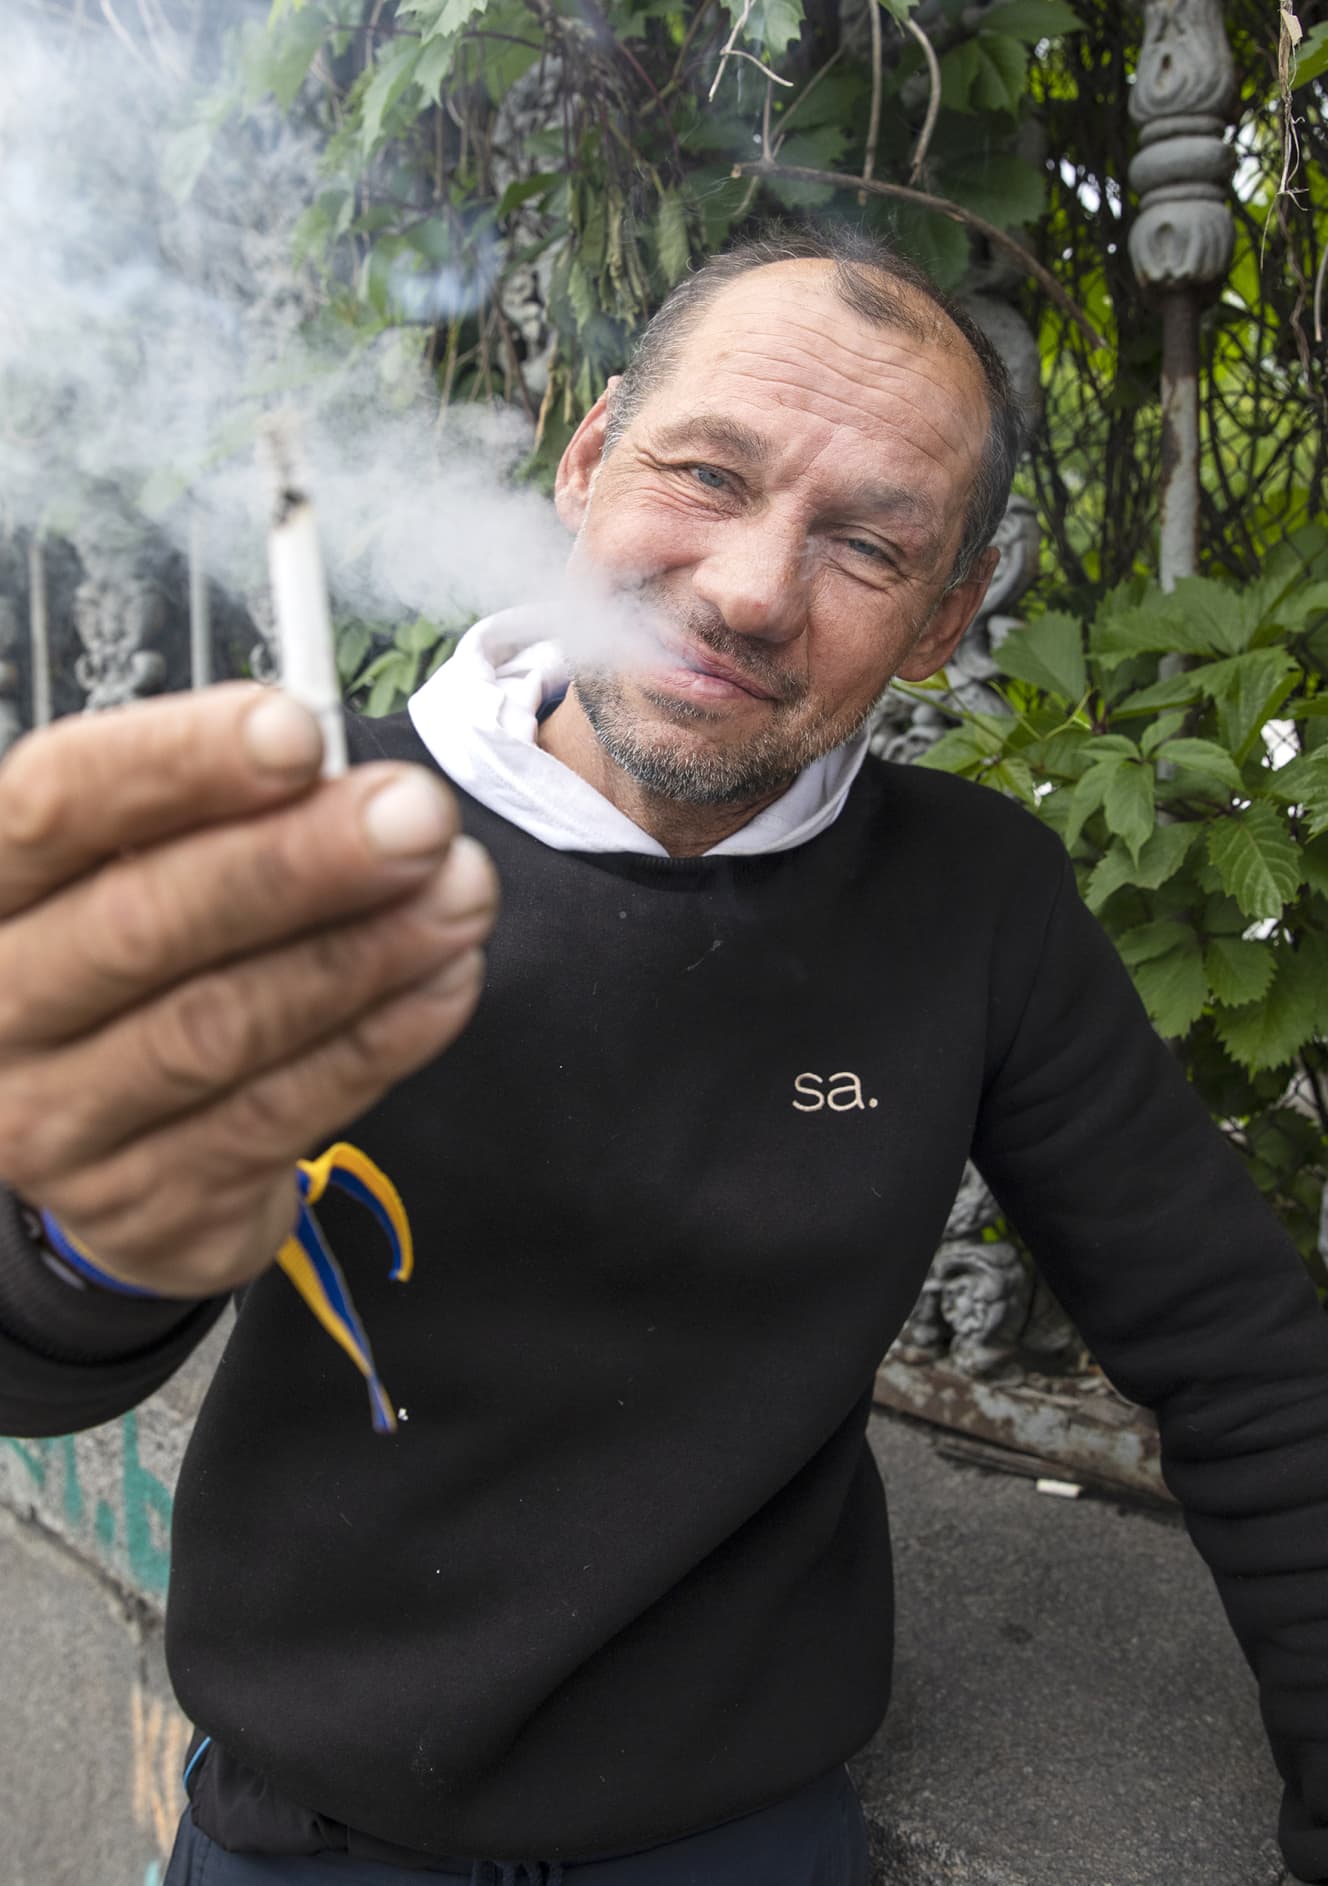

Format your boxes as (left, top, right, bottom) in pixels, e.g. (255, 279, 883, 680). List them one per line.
(0, 1187, 212, 1365)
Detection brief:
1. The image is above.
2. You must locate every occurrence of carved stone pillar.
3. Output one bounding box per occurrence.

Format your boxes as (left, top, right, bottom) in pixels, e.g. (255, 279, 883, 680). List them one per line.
(68, 516, 167, 713)
(1128, 0, 1236, 590)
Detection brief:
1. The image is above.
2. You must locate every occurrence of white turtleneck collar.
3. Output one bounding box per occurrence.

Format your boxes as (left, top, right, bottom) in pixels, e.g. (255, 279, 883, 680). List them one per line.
(407, 609, 871, 858)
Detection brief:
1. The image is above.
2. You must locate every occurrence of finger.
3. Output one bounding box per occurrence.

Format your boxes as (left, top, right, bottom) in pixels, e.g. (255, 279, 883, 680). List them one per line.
(0, 759, 470, 1047)
(0, 684, 327, 919)
(41, 948, 489, 1297)
(0, 837, 497, 1187)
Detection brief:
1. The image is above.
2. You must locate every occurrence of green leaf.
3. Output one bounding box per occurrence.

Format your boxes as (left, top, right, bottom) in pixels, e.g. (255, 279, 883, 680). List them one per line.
(1266, 748, 1328, 838)
(335, 620, 372, 685)
(567, 258, 596, 330)
(1092, 601, 1205, 667)
(400, 0, 488, 29)
(1113, 672, 1204, 718)
(415, 31, 461, 99)
(1301, 832, 1328, 900)
(1206, 802, 1304, 920)
(1102, 758, 1155, 861)
(1064, 756, 1119, 850)
(720, 0, 804, 56)
(1166, 575, 1261, 657)
(497, 174, 558, 218)
(1214, 938, 1328, 1072)
(1129, 932, 1209, 1038)
(396, 616, 442, 656)
(767, 125, 849, 207)
(915, 720, 1008, 773)
(939, 153, 1046, 229)
(877, 0, 917, 22)
(1084, 843, 1133, 912)
(1129, 820, 1203, 889)
(256, 8, 326, 110)
(1154, 738, 1244, 796)
(972, 32, 1028, 113)
(940, 40, 980, 110)
(1116, 919, 1195, 967)
(656, 190, 691, 288)
(1140, 711, 1188, 757)
(1204, 936, 1276, 1009)
(994, 610, 1085, 701)
(977, 0, 1083, 40)
(1198, 648, 1300, 762)
(360, 37, 424, 150)
(1293, 19, 1328, 89)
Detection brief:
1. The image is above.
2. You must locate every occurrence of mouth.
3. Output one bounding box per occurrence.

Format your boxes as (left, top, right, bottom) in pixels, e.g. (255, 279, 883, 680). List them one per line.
(649, 636, 779, 703)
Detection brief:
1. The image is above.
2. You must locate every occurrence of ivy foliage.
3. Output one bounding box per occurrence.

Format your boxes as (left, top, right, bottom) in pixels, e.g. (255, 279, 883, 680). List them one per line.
(918, 535, 1328, 1276)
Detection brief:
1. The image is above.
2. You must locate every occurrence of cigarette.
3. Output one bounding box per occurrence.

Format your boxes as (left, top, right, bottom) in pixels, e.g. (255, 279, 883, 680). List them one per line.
(259, 410, 347, 778)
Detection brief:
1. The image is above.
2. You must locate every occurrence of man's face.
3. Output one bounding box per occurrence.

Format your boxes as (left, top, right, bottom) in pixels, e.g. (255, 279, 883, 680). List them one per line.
(554, 260, 996, 806)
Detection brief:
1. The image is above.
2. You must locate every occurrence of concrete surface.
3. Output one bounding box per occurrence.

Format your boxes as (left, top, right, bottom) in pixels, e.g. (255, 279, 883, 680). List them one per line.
(855, 1413, 1288, 1886)
(0, 1345, 1294, 1886)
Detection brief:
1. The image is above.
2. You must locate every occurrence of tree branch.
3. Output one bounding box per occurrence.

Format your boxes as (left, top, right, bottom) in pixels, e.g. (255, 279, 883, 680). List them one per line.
(731, 159, 1107, 349)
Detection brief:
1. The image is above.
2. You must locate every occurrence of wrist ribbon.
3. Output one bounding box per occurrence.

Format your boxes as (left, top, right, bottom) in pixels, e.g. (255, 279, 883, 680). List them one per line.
(39, 1141, 413, 1436)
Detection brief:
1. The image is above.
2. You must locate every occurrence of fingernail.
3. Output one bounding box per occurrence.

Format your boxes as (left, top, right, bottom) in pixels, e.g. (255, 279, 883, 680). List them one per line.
(244, 692, 323, 774)
(362, 773, 453, 858)
(443, 834, 497, 910)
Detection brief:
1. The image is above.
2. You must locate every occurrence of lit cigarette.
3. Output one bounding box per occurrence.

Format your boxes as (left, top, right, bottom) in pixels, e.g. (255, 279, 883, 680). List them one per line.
(259, 410, 347, 778)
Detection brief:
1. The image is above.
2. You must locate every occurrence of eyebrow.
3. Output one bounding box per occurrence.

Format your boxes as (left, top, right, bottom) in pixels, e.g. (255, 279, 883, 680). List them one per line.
(648, 416, 774, 465)
(646, 416, 946, 548)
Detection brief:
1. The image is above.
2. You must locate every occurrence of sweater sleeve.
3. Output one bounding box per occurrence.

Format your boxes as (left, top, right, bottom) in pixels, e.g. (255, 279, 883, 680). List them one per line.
(0, 1187, 229, 1438)
(972, 853, 1328, 1884)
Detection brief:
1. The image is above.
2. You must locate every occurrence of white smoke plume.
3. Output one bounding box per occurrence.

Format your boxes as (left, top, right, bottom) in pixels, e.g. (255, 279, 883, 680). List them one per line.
(0, 8, 652, 682)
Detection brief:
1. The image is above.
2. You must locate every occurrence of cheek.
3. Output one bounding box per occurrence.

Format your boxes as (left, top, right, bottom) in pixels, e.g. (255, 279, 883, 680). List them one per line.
(582, 485, 715, 577)
(804, 589, 907, 702)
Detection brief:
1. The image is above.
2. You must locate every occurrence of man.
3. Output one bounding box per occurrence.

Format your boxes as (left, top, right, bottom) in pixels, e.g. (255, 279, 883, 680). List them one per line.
(0, 228, 1325, 1885)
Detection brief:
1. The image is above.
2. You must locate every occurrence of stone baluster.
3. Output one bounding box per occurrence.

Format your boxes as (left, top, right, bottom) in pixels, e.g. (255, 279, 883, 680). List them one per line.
(28, 536, 52, 728)
(1128, 0, 1236, 591)
(0, 592, 20, 758)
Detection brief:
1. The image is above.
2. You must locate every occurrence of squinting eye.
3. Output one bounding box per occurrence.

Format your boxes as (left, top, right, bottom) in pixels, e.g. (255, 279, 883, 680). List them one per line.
(843, 537, 891, 565)
(691, 465, 729, 491)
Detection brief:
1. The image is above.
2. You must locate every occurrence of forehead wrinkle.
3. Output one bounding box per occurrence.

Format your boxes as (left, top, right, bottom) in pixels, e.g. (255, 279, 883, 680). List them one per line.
(717, 340, 984, 462)
(720, 360, 973, 475)
(711, 304, 979, 400)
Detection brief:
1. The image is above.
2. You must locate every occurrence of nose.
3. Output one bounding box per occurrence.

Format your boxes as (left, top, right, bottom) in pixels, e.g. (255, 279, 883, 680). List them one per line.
(689, 515, 808, 643)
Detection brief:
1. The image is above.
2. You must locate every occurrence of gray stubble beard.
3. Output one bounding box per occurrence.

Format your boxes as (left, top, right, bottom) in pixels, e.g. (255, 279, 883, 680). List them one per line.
(572, 666, 888, 808)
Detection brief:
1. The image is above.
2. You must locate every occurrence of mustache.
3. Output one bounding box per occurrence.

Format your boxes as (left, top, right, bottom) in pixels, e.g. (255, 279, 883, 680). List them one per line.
(634, 587, 809, 707)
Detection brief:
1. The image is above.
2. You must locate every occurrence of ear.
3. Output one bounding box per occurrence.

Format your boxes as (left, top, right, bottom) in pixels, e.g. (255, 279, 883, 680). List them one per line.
(554, 376, 622, 532)
(895, 546, 1001, 682)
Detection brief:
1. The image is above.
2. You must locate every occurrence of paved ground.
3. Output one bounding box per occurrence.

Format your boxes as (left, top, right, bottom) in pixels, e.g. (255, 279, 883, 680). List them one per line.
(0, 1389, 1294, 1885)
(856, 1413, 1288, 1885)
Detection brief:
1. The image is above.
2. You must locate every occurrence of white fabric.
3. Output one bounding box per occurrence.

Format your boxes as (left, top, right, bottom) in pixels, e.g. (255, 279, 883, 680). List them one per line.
(407, 611, 871, 857)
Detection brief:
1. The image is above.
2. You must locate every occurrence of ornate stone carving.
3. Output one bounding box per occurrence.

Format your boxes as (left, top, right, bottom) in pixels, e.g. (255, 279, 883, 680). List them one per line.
(1128, 0, 1236, 292)
(244, 588, 279, 684)
(67, 515, 167, 713)
(892, 1166, 1031, 1380)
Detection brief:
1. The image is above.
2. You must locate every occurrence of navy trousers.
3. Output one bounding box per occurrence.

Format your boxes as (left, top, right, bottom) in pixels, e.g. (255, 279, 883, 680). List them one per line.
(163, 1766, 871, 1886)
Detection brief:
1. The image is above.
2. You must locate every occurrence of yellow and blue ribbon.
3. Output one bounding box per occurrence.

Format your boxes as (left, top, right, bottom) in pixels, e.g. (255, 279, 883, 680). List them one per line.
(40, 1141, 413, 1437)
(277, 1142, 413, 1436)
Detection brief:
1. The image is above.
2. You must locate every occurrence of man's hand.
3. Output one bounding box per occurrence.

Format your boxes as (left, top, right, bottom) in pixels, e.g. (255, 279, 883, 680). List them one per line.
(0, 684, 498, 1299)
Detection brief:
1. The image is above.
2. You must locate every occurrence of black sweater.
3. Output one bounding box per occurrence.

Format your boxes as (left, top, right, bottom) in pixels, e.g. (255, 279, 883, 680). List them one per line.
(2, 711, 1327, 1877)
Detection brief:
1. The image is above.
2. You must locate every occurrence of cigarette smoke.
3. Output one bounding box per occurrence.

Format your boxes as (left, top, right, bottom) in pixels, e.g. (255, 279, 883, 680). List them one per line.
(0, 9, 657, 690)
